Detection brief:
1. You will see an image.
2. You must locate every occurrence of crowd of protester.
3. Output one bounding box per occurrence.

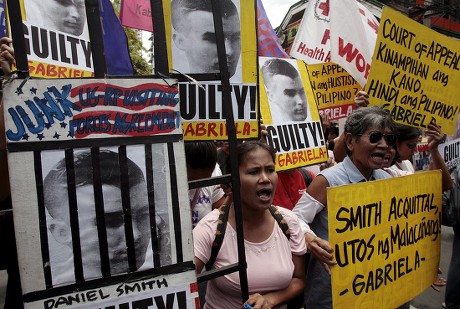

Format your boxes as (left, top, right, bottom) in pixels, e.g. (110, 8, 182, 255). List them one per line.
(1, 34, 459, 309)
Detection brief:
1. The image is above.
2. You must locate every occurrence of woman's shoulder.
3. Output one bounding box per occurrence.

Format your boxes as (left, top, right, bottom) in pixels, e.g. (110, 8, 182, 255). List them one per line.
(194, 208, 221, 232)
(273, 206, 303, 229)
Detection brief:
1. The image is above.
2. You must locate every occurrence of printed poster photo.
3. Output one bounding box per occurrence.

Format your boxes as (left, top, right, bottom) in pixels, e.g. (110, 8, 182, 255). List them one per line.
(41, 146, 170, 286)
(259, 57, 328, 171)
(21, 0, 94, 77)
(170, 0, 242, 82)
(260, 57, 313, 124)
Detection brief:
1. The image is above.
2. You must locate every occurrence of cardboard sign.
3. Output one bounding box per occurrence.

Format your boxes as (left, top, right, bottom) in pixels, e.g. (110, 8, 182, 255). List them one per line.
(164, 0, 259, 140)
(4, 79, 181, 142)
(259, 57, 328, 171)
(367, 7, 460, 135)
(413, 141, 431, 172)
(328, 171, 441, 308)
(20, 0, 94, 78)
(307, 62, 359, 121)
(290, 0, 378, 86)
(438, 137, 460, 169)
(179, 82, 258, 140)
(3, 78, 198, 308)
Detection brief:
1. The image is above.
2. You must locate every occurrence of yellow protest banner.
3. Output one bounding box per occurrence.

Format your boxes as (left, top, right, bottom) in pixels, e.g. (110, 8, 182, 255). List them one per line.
(367, 7, 460, 135)
(259, 57, 327, 171)
(307, 62, 360, 121)
(182, 120, 258, 141)
(328, 171, 442, 308)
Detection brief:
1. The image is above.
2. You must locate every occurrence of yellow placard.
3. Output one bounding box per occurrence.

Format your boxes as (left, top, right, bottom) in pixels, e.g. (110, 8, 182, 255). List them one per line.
(307, 62, 360, 121)
(27, 60, 94, 78)
(328, 171, 442, 308)
(367, 7, 460, 135)
(182, 120, 258, 140)
(259, 57, 327, 171)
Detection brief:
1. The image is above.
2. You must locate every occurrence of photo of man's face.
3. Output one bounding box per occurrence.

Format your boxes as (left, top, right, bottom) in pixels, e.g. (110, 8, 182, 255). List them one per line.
(172, 0, 241, 77)
(75, 183, 150, 276)
(25, 0, 86, 36)
(43, 149, 160, 284)
(261, 58, 310, 123)
(267, 74, 308, 122)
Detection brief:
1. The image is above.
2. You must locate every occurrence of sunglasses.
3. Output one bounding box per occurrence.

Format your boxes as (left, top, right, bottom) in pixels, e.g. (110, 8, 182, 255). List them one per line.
(358, 132, 397, 146)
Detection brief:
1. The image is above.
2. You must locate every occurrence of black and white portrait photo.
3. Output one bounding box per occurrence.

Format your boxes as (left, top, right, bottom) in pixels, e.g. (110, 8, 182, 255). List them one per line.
(261, 57, 312, 124)
(171, 0, 242, 81)
(24, 0, 88, 37)
(41, 145, 171, 286)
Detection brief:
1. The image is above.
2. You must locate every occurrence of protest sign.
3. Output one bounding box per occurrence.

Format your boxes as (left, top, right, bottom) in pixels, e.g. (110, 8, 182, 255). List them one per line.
(290, 0, 378, 86)
(120, 0, 153, 32)
(367, 7, 460, 135)
(307, 62, 359, 121)
(164, 0, 259, 140)
(438, 137, 460, 169)
(3, 78, 198, 308)
(19, 0, 94, 78)
(179, 82, 258, 140)
(329, 0, 379, 87)
(259, 57, 327, 171)
(413, 141, 431, 172)
(328, 171, 442, 308)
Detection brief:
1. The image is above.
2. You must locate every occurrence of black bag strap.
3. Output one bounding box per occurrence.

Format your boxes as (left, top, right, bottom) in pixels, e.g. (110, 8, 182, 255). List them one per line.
(269, 205, 291, 241)
(205, 205, 290, 271)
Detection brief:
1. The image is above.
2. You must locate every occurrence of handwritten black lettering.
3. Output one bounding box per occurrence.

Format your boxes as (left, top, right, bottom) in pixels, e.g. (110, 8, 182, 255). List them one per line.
(390, 219, 440, 253)
(382, 19, 416, 49)
(336, 202, 382, 233)
(335, 235, 375, 267)
(388, 194, 437, 221)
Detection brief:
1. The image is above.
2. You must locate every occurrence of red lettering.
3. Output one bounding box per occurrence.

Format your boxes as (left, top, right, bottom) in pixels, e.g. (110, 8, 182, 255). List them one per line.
(58, 66, 67, 77)
(47, 64, 58, 77)
(183, 123, 195, 136)
(298, 150, 305, 163)
(36, 63, 46, 76)
(195, 123, 206, 136)
(337, 37, 359, 62)
(242, 122, 250, 135)
(321, 29, 330, 45)
(292, 152, 298, 165)
(286, 153, 293, 166)
(356, 54, 366, 72)
(208, 123, 217, 137)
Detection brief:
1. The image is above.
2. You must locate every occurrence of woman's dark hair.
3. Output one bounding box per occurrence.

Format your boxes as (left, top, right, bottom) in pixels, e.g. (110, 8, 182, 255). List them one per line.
(394, 123, 422, 142)
(184, 141, 217, 170)
(237, 141, 276, 164)
(224, 141, 276, 173)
